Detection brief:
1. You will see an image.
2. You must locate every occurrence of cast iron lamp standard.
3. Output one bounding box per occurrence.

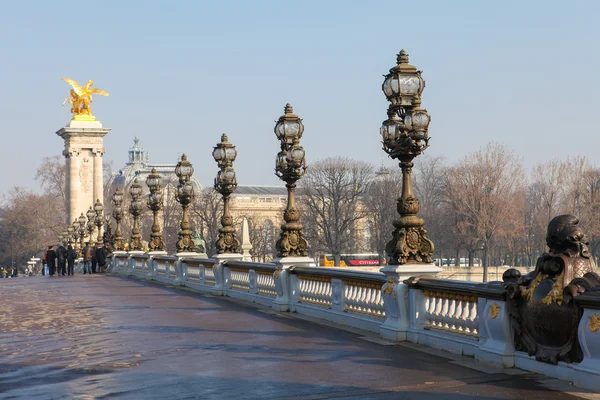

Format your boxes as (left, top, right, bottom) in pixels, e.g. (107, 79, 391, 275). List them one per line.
(128, 179, 144, 251)
(78, 213, 87, 254)
(380, 50, 434, 265)
(274, 104, 309, 258)
(71, 220, 80, 254)
(86, 206, 96, 246)
(212, 134, 240, 254)
(146, 168, 165, 252)
(111, 188, 125, 251)
(67, 225, 74, 248)
(94, 200, 104, 244)
(175, 154, 195, 253)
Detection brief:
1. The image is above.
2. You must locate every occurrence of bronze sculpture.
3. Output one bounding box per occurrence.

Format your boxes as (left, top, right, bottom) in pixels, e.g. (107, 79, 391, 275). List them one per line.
(503, 214, 600, 364)
(62, 78, 109, 120)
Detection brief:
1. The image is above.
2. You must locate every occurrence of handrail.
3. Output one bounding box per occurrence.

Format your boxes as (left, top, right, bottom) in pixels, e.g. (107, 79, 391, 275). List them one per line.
(130, 253, 150, 260)
(575, 291, 600, 310)
(182, 258, 218, 266)
(226, 261, 277, 272)
(152, 255, 178, 262)
(291, 266, 386, 285)
(404, 275, 505, 300)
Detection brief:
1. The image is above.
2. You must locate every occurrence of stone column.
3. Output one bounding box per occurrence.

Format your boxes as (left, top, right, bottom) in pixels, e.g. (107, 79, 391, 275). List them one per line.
(63, 148, 80, 225)
(92, 148, 105, 205)
(56, 119, 111, 232)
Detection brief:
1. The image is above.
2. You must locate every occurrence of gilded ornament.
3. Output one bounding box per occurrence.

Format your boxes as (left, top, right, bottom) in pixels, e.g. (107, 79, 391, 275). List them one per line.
(383, 278, 395, 296)
(62, 78, 109, 121)
(490, 303, 500, 319)
(589, 314, 600, 333)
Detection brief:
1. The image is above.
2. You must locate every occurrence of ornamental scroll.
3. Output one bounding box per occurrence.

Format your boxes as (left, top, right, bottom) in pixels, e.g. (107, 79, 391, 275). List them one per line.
(503, 214, 600, 364)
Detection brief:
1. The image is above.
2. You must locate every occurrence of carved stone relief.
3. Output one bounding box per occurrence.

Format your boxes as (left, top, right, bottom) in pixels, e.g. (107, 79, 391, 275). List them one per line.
(79, 157, 92, 193)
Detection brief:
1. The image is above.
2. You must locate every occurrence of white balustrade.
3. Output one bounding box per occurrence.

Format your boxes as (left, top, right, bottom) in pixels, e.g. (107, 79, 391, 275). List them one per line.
(228, 268, 250, 292)
(256, 271, 276, 297)
(343, 280, 385, 319)
(297, 275, 332, 307)
(423, 290, 478, 337)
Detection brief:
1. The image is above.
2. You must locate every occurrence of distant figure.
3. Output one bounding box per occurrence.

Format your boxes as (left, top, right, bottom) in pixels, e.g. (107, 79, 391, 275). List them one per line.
(46, 246, 57, 276)
(95, 243, 107, 273)
(83, 242, 93, 275)
(66, 245, 77, 276)
(91, 244, 98, 274)
(56, 243, 68, 276)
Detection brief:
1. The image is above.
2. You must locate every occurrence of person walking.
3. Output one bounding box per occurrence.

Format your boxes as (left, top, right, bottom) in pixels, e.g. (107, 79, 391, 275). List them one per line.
(95, 243, 107, 273)
(46, 246, 57, 276)
(56, 243, 68, 276)
(67, 245, 77, 276)
(83, 242, 94, 275)
(91, 245, 97, 274)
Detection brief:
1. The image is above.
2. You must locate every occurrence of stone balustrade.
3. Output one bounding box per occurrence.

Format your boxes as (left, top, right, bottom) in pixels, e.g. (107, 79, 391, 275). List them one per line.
(107, 253, 600, 391)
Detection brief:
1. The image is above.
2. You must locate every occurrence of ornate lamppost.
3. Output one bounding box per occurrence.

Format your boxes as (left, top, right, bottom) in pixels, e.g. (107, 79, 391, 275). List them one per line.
(146, 168, 165, 252)
(128, 179, 144, 251)
(380, 50, 434, 265)
(175, 154, 195, 253)
(71, 219, 81, 255)
(94, 199, 104, 244)
(212, 134, 240, 254)
(273, 104, 309, 258)
(67, 225, 74, 248)
(112, 188, 125, 251)
(86, 206, 96, 246)
(78, 213, 87, 253)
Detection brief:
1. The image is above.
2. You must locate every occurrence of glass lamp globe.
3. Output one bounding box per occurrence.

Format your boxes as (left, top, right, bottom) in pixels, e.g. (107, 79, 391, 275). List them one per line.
(113, 188, 124, 205)
(274, 104, 304, 145)
(146, 168, 161, 190)
(78, 213, 86, 227)
(94, 200, 103, 214)
(276, 150, 288, 172)
(86, 206, 95, 221)
(382, 50, 425, 107)
(175, 154, 193, 181)
(130, 179, 143, 197)
(287, 144, 305, 167)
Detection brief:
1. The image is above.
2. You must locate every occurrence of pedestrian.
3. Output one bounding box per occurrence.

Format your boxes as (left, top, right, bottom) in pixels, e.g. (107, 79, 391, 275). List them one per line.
(56, 242, 68, 276)
(67, 245, 77, 276)
(95, 243, 107, 273)
(83, 242, 94, 275)
(46, 246, 57, 276)
(91, 244, 97, 274)
(42, 250, 47, 276)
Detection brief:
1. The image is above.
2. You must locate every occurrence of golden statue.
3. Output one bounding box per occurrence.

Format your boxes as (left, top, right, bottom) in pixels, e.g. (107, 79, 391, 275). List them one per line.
(62, 78, 109, 121)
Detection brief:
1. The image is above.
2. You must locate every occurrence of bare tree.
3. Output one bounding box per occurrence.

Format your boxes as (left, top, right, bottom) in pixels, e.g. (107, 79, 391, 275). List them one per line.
(0, 188, 64, 271)
(191, 187, 223, 257)
(413, 155, 450, 263)
(36, 156, 67, 203)
(445, 143, 525, 281)
(363, 166, 403, 265)
(298, 157, 374, 266)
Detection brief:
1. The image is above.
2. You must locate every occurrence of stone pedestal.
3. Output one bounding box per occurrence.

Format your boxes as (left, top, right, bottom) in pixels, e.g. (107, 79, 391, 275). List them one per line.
(240, 218, 253, 262)
(379, 264, 442, 341)
(214, 253, 244, 295)
(57, 119, 110, 226)
(272, 256, 315, 311)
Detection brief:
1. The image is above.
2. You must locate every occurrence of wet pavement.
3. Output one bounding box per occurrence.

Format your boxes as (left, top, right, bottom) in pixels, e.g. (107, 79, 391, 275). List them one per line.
(0, 275, 596, 399)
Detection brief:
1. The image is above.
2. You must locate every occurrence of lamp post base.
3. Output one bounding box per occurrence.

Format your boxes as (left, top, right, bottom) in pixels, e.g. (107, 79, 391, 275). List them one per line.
(272, 256, 315, 311)
(379, 263, 442, 341)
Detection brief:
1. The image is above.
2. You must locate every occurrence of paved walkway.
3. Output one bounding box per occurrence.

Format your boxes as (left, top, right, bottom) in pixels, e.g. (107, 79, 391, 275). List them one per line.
(0, 275, 596, 399)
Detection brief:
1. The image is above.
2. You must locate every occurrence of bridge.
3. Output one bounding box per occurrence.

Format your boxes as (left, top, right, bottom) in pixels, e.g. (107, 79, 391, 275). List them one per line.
(1, 255, 599, 399)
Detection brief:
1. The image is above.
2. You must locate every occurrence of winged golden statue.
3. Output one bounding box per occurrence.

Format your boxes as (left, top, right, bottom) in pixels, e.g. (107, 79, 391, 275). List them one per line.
(62, 78, 109, 121)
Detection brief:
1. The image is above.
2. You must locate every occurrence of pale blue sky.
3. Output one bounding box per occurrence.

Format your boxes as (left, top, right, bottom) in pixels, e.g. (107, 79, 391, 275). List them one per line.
(0, 0, 598, 193)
